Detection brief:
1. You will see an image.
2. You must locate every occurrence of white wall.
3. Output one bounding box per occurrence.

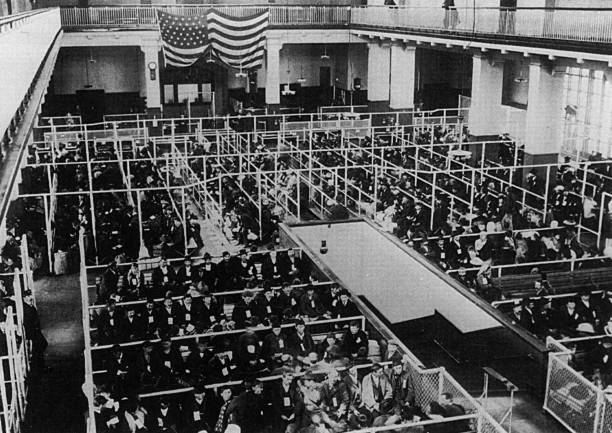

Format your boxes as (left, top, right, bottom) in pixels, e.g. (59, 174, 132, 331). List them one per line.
(53, 47, 142, 95)
(503, 59, 529, 106)
(227, 43, 368, 91)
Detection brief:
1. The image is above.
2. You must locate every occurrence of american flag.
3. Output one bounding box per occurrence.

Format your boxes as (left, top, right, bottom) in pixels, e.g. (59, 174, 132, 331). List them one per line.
(207, 9, 269, 71)
(157, 9, 269, 70)
(157, 10, 209, 68)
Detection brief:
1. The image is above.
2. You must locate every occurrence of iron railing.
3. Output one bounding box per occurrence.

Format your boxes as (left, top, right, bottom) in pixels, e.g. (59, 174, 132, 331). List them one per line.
(351, 6, 612, 44)
(59, 5, 351, 29)
(58, 5, 612, 44)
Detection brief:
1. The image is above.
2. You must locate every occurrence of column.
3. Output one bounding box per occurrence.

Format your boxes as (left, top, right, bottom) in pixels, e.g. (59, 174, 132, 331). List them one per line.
(524, 59, 565, 164)
(469, 54, 505, 137)
(389, 43, 416, 110)
(367, 41, 391, 112)
(141, 45, 162, 115)
(265, 39, 282, 112)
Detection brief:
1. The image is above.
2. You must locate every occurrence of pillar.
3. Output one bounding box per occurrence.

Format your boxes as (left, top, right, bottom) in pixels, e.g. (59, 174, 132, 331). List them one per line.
(389, 43, 416, 110)
(469, 54, 505, 137)
(524, 60, 565, 164)
(367, 41, 391, 112)
(265, 39, 282, 112)
(141, 45, 161, 116)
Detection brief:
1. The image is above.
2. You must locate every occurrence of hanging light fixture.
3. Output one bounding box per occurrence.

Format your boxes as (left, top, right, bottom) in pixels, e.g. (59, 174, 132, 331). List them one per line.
(321, 45, 330, 60)
(235, 58, 247, 78)
(514, 60, 528, 83)
(205, 50, 215, 64)
(297, 65, 306, 84)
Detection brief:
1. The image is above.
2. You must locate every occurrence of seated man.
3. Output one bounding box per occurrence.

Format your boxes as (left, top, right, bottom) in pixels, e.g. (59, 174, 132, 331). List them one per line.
(361, 363, 393, 419)
(341, 320, 368, 359)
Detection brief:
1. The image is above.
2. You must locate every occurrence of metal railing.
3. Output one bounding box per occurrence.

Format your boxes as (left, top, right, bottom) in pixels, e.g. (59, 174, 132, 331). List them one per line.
(59, 5, 350, 29)
(543, 336, 611, 433)
(351, 6, 612, 44)
(58, 5, 612, 44)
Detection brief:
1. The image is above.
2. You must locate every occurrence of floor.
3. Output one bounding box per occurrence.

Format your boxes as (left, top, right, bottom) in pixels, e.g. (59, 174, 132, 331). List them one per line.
(406, 338, 567, 433)
(23, 273, 86, 433)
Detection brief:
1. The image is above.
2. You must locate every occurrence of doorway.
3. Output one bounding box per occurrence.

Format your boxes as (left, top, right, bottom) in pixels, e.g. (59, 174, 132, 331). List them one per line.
(76, 89, 105, 123)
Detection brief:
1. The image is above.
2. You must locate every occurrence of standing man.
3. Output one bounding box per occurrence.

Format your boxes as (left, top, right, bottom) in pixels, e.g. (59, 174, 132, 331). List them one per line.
(499, 0, 517, 34)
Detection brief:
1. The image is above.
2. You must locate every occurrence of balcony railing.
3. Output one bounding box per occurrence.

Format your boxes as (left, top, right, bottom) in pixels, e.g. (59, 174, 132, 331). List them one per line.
(59, 5, 351, 29)
(59, 5, 612, 44)
(351, 6, 612, 44)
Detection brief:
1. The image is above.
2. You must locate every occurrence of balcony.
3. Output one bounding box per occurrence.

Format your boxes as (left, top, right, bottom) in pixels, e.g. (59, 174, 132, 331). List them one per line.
(352, 6, 612, 52)
(59, 5, 351, 30)
(59, 5, 612, 51)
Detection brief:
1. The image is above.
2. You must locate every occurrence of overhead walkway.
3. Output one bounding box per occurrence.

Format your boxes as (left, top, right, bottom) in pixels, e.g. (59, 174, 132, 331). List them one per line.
(0, 8, 61, 242)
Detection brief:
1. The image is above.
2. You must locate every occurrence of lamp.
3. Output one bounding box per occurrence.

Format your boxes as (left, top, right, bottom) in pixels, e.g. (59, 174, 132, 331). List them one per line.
(321, 45, 330, 60)
(297, 65, 306, 84)
(514, 60, 528, 83)
(206, 50, 215, 64)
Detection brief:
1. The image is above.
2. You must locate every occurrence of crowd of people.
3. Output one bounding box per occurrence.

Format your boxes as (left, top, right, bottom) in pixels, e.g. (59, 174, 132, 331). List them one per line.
(89, 249, 472, 433)
(303, 127, 609, 305)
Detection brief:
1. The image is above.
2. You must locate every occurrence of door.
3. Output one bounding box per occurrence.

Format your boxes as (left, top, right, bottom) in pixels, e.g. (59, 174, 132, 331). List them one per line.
(76, 89, 105, 124)
(319, 66, 331, 105)
(319, 66, 331, 88)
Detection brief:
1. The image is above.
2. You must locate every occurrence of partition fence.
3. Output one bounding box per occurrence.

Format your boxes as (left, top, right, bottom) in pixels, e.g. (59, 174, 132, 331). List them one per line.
(77, 226, 509, 433)
(544, 336, 612, 433)
(0, 238, 36, 433)
(26, 109, 612, 275)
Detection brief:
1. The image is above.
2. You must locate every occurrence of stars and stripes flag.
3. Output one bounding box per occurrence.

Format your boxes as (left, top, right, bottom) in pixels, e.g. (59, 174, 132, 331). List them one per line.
(156, 9, 269, 70)
(207, 9, 269, 71)
(157, 10, 209, 68)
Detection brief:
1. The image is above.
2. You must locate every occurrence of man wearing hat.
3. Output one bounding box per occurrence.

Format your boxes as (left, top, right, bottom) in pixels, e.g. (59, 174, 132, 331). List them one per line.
(200, 291, 224, 331)
(132, 340, 158, 388)
(149, 397, 180, 432)
(23, 290, 47, 370)
(332, 289, 359, 319)
(233, 249, 255, 289)
(232, 289, 257, 329)
(236, 320, 266, 374)
(182, 384, 215, 433)
(207, 338, 236, 384)
(386, 358, 415, 408)
(97, 299, 122, 344)
(576, 290, 601, 330)
(446, 229, 466, 269)
(199, 252, 218, 292)
(226, 379, 266, 433)
(299, 285, 325, 319)
(152, 257, 176, 299)
(262, 317, 289, 369)
(185, 340, 214, 383)
(215, 251, 235, 292)
(176, 256, 200, 295)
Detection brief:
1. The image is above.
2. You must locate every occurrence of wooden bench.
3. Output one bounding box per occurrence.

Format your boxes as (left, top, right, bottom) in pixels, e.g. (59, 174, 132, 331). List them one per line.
(492, 267, 612, 300)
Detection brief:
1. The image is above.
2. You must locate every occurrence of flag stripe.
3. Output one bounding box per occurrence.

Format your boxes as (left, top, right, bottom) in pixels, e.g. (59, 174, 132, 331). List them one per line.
(207, 20, 268, 41)
(209, 35, 266, 55)
(206, 9, 269, 27)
